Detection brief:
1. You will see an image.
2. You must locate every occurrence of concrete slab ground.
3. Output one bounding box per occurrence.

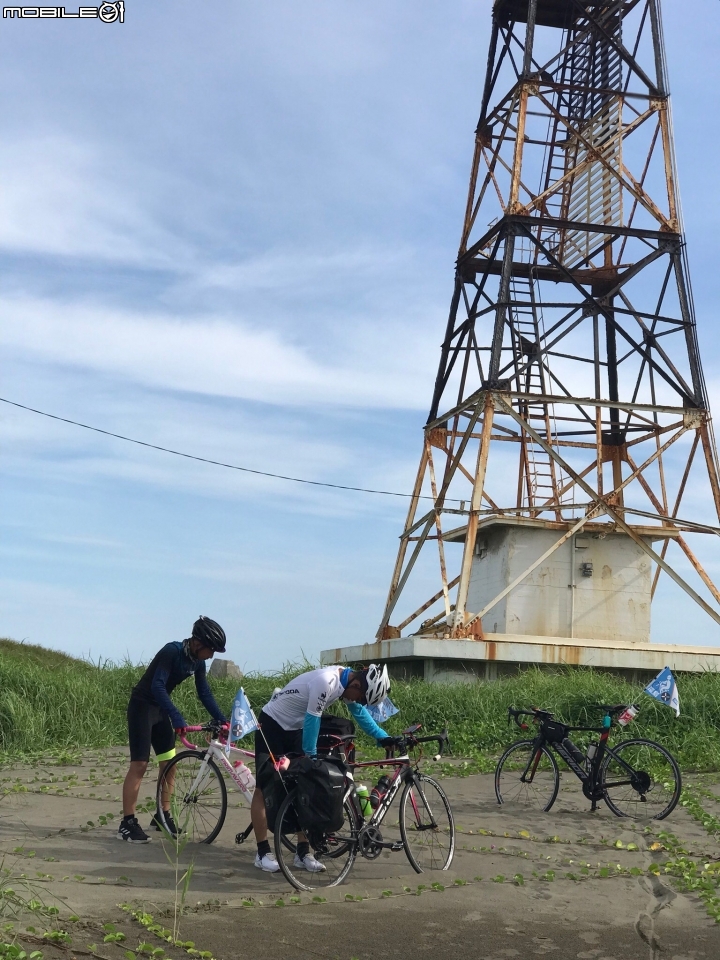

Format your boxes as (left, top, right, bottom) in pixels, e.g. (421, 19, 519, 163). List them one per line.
(1, 748, 720, 960)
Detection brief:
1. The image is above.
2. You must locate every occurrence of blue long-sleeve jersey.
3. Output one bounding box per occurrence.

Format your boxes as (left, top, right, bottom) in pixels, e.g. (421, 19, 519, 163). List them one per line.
(301, 702, 388, 754)
(130, 641, 227, 730)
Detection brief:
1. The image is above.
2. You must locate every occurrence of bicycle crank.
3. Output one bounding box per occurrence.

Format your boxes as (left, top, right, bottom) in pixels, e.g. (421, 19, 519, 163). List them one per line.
(358, 825, 383, 859)
(358, 825, 404, 858)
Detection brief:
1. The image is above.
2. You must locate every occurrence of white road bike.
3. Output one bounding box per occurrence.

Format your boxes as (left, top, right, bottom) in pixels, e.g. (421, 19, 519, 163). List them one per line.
(156, 722, 255, 844)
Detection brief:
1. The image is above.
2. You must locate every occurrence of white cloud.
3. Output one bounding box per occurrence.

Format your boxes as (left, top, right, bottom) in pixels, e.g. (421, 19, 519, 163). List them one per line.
(0, 135, 191, 267)
(0, 293, 437, 409)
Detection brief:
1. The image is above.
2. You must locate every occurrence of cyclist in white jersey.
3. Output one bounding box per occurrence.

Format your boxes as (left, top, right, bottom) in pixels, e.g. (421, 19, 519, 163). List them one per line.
(252, 664, 390, 873)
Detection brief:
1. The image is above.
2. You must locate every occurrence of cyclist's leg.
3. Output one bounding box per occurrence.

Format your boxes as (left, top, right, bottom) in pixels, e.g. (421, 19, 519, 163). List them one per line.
(251, 782, 268, 842)
(122, 698, 153, 817)
(119, 699, 154, 842)
(251, 717, 284, 871)
(151, 713, 176, 818)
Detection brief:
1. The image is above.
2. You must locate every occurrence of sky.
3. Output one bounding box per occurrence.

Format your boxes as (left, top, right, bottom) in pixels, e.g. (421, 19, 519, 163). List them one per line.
(2, 0, 720, 670)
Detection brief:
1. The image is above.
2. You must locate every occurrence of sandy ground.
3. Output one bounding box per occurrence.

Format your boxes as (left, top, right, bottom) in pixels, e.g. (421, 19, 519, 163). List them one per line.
(1, 748, 719, 960)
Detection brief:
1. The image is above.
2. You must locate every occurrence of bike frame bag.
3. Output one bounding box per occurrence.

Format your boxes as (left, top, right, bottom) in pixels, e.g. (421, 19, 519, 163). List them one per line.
(541, 719, 570, 744)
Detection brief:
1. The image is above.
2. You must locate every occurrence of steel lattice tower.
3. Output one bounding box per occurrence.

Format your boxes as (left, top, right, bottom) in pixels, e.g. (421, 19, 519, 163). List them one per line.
(377, 0, 720, 649)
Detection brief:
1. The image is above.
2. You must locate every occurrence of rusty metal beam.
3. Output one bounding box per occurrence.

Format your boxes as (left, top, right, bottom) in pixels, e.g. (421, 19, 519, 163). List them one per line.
(496, 394, 720, 629)
(396, 576, 461, 633)
(453, 393, 495, 632)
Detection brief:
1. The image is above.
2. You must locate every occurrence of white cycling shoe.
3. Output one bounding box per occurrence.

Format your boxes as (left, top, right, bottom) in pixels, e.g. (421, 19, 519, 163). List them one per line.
(294, 853, 326, 873)
(254, 852, 281, 873)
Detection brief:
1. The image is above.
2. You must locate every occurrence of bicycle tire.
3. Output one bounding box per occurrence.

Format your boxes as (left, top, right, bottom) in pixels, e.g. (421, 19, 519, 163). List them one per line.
(273, 789, 358, 892)
(600, 738, 681, 821)
(156, 750, 227, 844)
(495, 739, 560, 812)
(399, 774, 455, 873)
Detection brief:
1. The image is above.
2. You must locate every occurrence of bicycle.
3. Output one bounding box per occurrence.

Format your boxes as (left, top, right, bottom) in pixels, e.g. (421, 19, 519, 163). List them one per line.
(494, 704, 681, 821)
(155, 722, 255, 843)
(272, 724, 456, 891)
(154, 721, 359, 846)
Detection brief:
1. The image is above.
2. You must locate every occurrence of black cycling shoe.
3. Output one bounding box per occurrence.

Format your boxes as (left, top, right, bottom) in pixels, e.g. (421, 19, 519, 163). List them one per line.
(117, 816, 150, 843)
(150, 812, 183, 838)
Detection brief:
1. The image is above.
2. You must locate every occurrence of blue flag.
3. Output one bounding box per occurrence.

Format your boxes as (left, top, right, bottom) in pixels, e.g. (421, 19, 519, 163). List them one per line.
(644, 667, 680, 717)
(367, 697, 400, 724)
(227, 687, 258, 753)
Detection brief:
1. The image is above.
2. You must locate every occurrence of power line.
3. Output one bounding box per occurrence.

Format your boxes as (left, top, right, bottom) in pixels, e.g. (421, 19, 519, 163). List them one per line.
(0, 395, 454, 502)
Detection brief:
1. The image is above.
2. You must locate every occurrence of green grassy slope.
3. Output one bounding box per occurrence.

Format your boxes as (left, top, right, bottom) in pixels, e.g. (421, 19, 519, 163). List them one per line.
(0, 640, 716, 769)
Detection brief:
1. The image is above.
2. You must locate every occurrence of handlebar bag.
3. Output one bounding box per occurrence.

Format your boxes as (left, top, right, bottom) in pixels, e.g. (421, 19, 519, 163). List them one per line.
(294, 756, 347, 836)
(318, 715, 356, 763)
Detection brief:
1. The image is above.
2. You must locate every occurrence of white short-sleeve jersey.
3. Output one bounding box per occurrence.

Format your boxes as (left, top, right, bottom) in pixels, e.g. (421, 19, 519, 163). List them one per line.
(262, 666, 344, 731)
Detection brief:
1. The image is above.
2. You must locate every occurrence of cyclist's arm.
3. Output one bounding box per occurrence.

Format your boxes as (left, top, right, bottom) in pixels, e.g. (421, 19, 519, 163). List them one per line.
(301, 672, 337, 755)
(151, 659, 187, 730)
(194, 663, 228, 724)
(302, 713, 321, 755)
(345, 701, 388, 741)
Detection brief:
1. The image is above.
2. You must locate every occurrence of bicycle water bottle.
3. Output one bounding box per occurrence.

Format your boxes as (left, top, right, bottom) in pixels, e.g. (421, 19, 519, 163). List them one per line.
(586, 742, 598, 765)
(561, 738, 585, 766)
(356, 784, 372, 818)
(232, 760, 256, 804)
(370, 775, 391, 810)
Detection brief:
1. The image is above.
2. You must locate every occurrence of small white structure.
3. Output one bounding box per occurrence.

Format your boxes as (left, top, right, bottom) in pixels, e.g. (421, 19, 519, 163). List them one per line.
(466, 520, 654, 644)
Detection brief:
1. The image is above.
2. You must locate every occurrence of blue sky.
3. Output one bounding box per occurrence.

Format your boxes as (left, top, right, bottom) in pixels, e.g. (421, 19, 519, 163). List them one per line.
(2, 1, 720, 670)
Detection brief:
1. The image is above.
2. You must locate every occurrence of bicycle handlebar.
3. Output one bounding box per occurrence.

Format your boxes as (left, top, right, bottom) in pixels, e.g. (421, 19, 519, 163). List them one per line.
(507, 706, 554, 731)
(383, 727, 450, 761)
(507, 704, 635, 732)
(178, 721, 230, 752)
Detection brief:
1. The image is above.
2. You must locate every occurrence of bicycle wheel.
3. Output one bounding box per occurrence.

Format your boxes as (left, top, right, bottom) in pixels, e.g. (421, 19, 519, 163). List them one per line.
(600, 738, 681, 821)
(495, 739, 559, 812)
(273, 789, 358, 891)
(400, 774, 455, 873)
(156, 750, 227, 844)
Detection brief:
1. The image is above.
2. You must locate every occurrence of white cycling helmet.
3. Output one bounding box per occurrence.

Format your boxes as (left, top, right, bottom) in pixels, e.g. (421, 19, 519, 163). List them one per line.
(364, 663, 390, 706)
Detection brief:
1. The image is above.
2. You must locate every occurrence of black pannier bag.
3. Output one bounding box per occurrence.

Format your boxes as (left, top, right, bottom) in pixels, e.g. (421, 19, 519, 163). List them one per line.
(318, 714, 356, 763)
(293, 756, 347, 836)
(256, 753, 300, 834)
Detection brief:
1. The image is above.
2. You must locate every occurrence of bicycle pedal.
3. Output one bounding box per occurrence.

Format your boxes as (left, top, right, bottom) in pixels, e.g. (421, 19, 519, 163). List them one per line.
(390, 841, 404, 852)
(235, 833, 246, 845)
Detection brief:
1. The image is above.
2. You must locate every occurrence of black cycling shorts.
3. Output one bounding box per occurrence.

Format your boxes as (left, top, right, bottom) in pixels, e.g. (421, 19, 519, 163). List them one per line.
(254, 710, 303, 794)
(127, 697, 176, 763)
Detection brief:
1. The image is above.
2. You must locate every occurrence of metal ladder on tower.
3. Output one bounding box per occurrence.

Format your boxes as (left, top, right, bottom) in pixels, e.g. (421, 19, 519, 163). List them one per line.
(508, 273, 562, 518)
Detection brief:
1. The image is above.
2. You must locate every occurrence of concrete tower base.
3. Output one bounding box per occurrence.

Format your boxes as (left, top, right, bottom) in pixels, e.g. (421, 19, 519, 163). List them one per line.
(321, 634, 720, 683)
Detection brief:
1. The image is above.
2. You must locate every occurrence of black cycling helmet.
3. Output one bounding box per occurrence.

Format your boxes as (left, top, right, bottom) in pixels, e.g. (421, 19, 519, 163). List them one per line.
(191, 615, 226, 653)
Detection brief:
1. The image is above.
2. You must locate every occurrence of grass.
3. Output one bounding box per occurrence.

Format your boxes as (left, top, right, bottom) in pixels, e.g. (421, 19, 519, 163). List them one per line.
(0, 638, 718, 770)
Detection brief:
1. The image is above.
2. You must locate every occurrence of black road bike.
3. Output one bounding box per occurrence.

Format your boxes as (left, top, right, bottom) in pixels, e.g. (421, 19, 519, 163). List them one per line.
(495, 705, 681, 820)
(273, 725, 456, 891)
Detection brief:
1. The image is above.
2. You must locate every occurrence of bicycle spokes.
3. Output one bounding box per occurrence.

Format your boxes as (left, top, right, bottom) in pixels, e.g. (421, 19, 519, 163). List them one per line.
(600, 739, 681, 821)
(157, 752, 227, 844)
(273, 793, 358, 891)
(495, 740, 559, 812)
(400, 776, 455, 872)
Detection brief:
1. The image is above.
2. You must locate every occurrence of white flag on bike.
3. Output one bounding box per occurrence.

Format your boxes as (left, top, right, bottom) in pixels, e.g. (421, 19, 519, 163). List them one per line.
(227, 687, 258, 755)
(644, 666, 680, 717)
(367, 696, 399, 724)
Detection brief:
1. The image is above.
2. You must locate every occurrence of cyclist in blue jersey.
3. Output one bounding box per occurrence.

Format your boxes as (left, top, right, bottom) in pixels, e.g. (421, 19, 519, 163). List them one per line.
(117, 616, 229, 843)
(252, 663, 391, 872)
